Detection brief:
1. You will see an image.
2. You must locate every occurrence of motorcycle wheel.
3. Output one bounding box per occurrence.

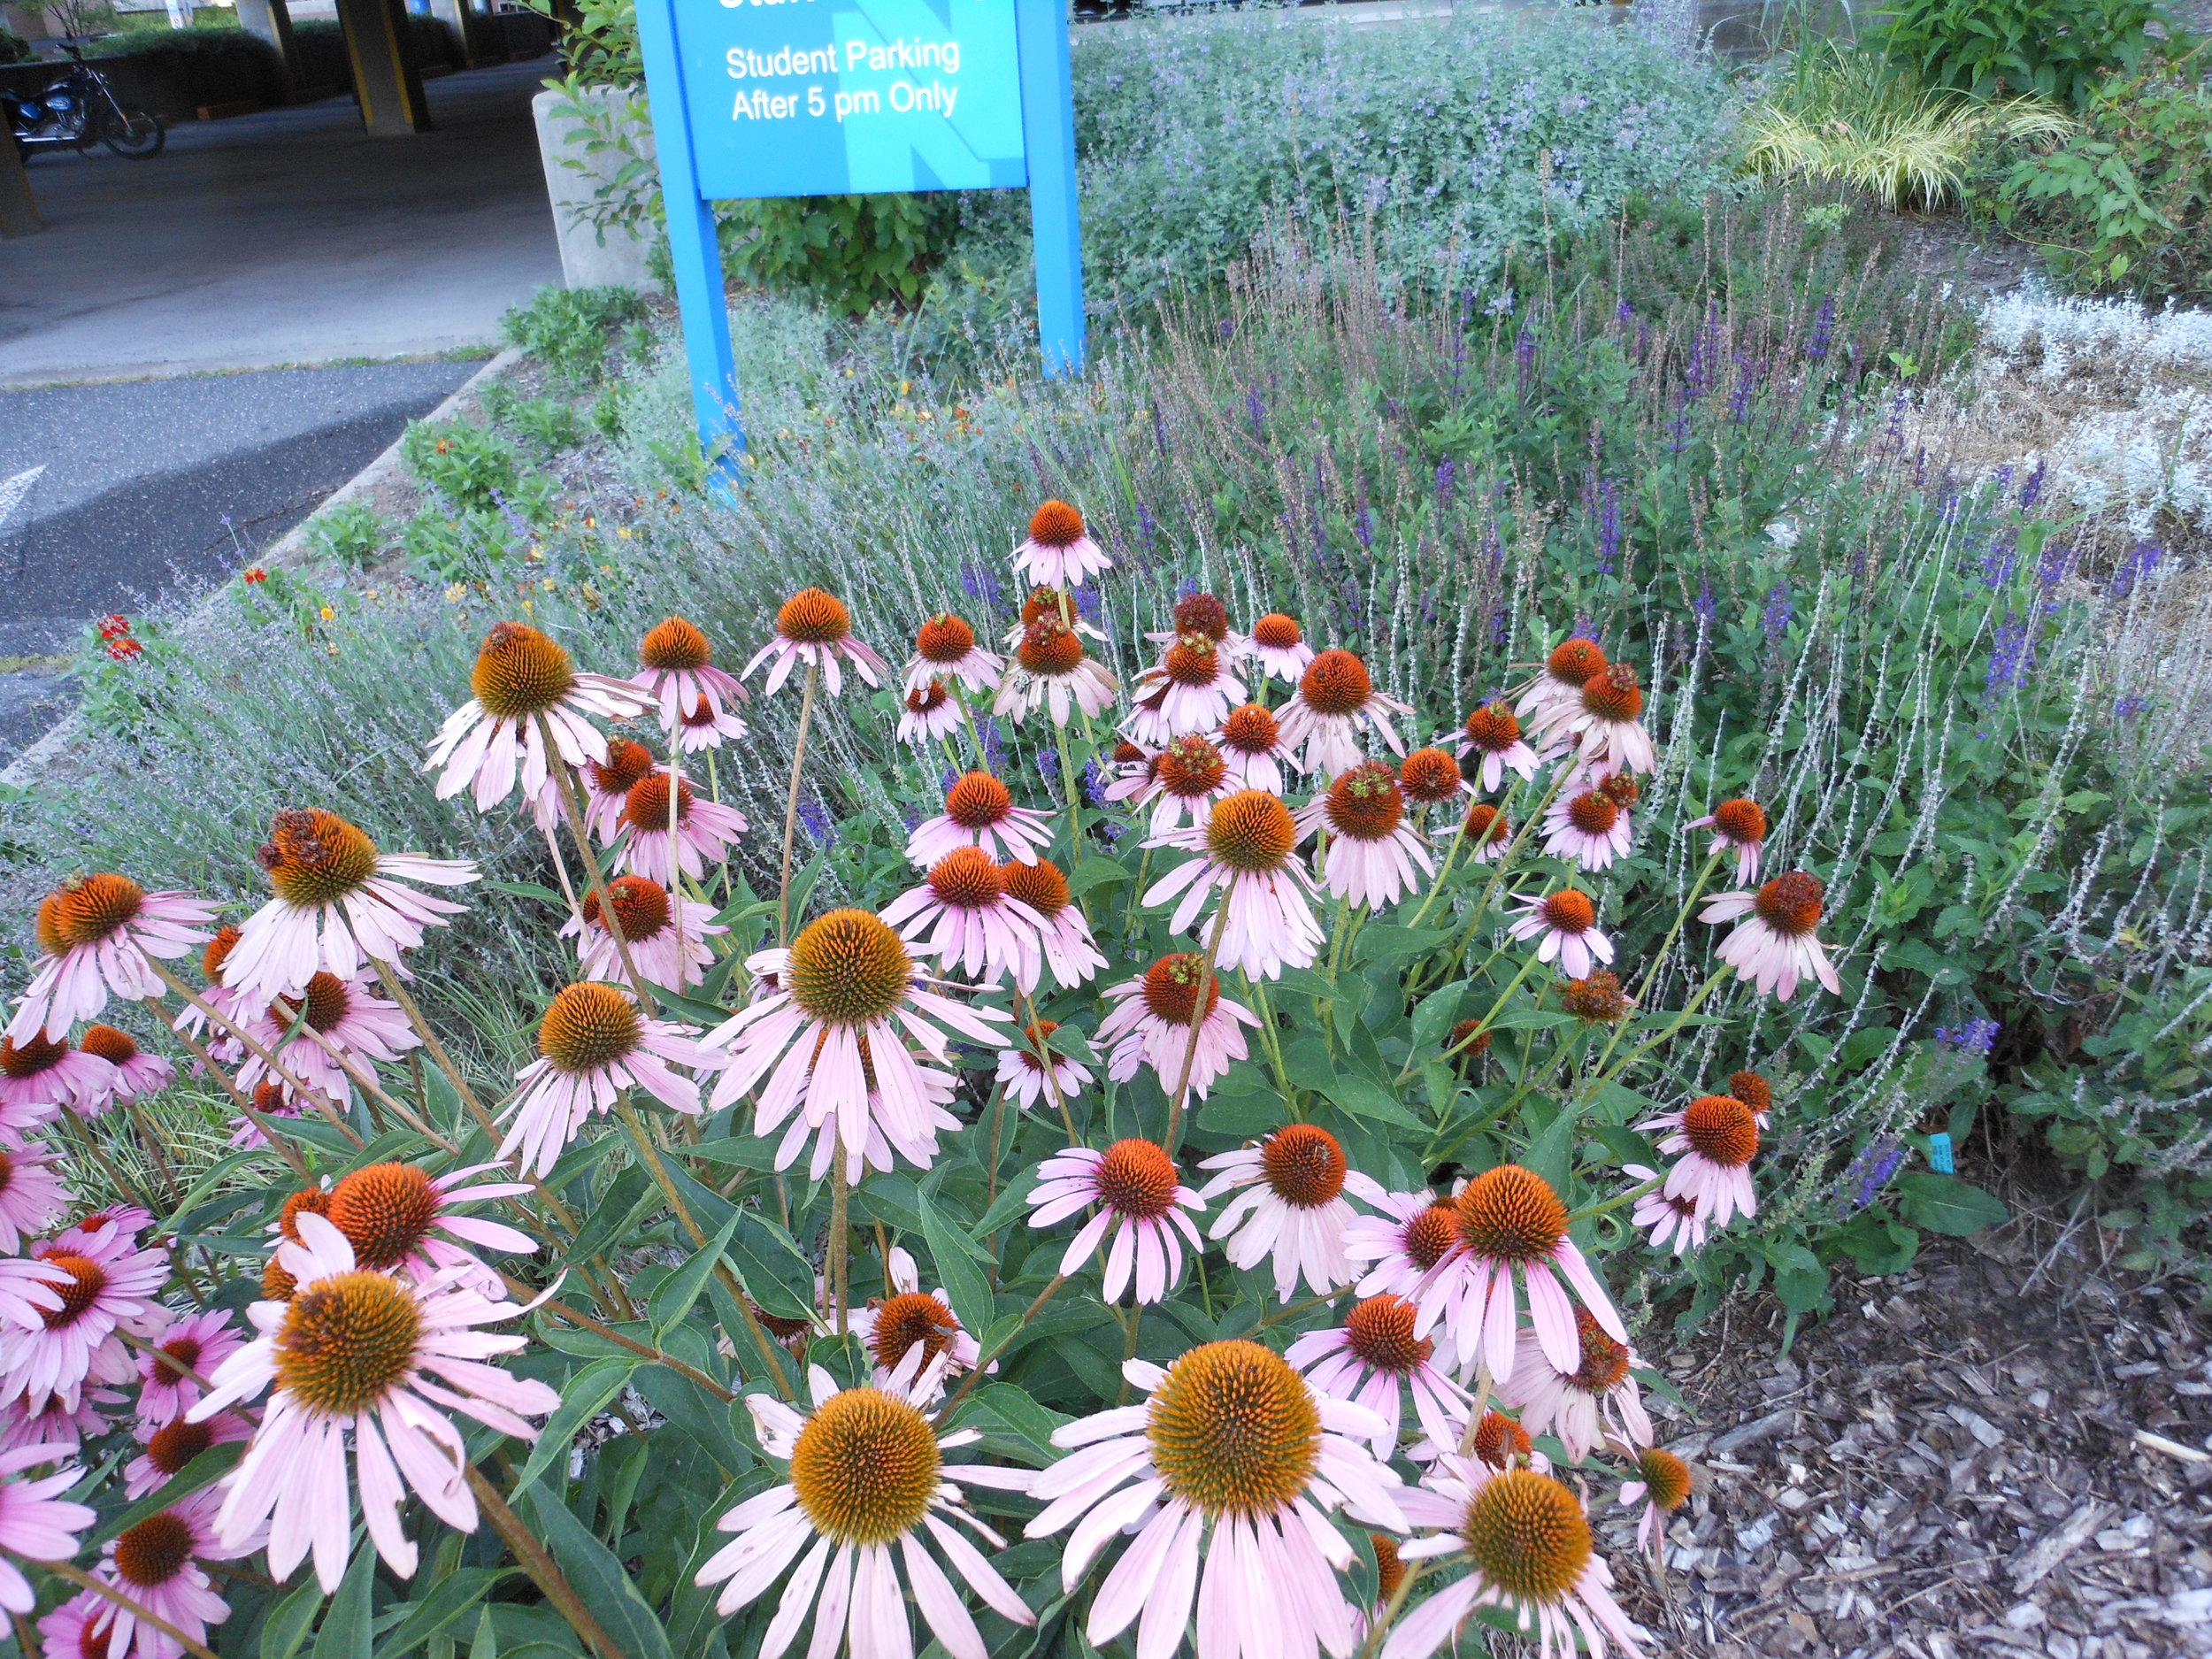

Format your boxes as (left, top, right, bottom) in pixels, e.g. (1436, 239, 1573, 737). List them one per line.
(101, 109, 164, 158)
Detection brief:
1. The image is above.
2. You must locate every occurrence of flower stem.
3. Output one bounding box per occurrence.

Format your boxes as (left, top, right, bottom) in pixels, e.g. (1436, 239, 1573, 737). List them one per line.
(777, 661, 822, 949)
(462, 1465, 627, 1659)
(665, 741, 688, 981)
(1417, 765, 1569, 993)
(519, 1279, 733, 1401)
(1115, 1302, 1143, 1404)
(142, 965, 362, 1149)
(1240, 972, 1295, 1108)
(365, 952, 503, 1146)
(541, 729, 659, 1017)
(138, 994, 309, 1181)
(1162, 877, 1236, 1157)
(1016, 985, 1080, 1146)
(1595, 966, 1733, 1088)
(1583, 848, 1724, 1086)
(1402, 815, 1468, 933)
(610, 1097, 791, 1392)
(1567, 1174, 1662, 1225)
(830, 1153, 851, 1339)
(932, 1274, 1066, 1428)
(1054, 717, 1092, 925)
(34, 1561, 222, 1659)
(1394, 942, 1548, 1086)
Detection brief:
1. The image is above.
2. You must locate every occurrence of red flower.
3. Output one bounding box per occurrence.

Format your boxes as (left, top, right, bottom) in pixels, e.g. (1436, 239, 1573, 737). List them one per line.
(242, 567, 268, 585)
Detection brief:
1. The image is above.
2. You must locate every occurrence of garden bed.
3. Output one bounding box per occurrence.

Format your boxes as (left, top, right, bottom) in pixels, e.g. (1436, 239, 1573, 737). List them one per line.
(0, 9, 2208, 1658)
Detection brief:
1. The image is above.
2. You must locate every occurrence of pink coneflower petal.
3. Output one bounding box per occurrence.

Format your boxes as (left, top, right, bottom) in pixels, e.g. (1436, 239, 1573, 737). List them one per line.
(11, 879, 215, 1044)
(189, 1214, 559, 1592)
(1198, 1125, 1388, 1302)
(702, 910, 1010, 1184)
(742, 588, 890, 699)
(427, 621, 652, 812)
(502, 985, 710, 1179)
(1026, 1141, 1205, 1305)
(693, 1352, 1036, 1653)
(1095, 956, 1260, 1102)
(1029, 1340, 1402, 1659)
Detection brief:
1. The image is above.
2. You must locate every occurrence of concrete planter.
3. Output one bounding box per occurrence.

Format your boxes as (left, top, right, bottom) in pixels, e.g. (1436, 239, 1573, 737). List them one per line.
(532, 81, 659, 293)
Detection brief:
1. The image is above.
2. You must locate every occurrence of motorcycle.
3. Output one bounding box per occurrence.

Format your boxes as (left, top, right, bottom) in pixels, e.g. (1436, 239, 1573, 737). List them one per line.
(4, 42, 165, 158)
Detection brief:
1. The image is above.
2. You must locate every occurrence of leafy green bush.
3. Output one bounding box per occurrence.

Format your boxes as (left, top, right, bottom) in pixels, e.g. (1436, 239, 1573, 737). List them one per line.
(481, 380, 589, 457)
(1979, 61, 2212, 301)
(1872, 0, 2182, 109)
(400, 417, 549, 522)
(721, 192, 964, 318)
(499, 284, 649, 388)
(304, 500, 388, 570)
(2012, 964, 2212, 1272)
(541, 9, 1732, 323)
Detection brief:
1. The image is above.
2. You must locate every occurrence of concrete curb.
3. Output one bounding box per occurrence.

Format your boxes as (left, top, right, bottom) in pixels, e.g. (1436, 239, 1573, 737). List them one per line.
(1, 346, 526, 791)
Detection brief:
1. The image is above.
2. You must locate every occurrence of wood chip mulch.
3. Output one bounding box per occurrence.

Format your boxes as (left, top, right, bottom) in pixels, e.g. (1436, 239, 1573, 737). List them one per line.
(1597, 1188, 2212, 1659)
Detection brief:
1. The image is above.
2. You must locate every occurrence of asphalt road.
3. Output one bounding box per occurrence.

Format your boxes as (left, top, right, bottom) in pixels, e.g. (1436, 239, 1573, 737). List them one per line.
(0, 359, 481, 746)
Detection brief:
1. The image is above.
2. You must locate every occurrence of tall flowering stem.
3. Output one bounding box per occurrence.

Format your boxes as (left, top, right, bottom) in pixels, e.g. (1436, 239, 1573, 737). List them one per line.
(776, 661, 821, 949)
(1581, 846, 1725, 1087)
(611, 1098, 794, 1394)
(1015, 987, 1081, 1145)
(541, 721, 659, 1015)
(1161, 876, 1236, 1156)
(138, 992, 309, 1180)
(144, 963, 365, 1149)
(1241, 972, 1297, 1104)
(1394, 941, 1548, 1087)
(1054, 717, 1087, 903)
(1402, 814, 1471, 933)
(829, 1154, 851, 1339)
(930, 1272, 1068, 1429)
(463, 1466, 627, 1659)
(1413, 766, 1569, 994)
(365, 952, 505, 1141)
(1601, 966, 1734, 1082)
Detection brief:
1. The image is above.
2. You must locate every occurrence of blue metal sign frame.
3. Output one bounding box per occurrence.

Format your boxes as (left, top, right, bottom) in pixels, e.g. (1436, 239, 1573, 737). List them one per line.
(630, 0, 1085, 486)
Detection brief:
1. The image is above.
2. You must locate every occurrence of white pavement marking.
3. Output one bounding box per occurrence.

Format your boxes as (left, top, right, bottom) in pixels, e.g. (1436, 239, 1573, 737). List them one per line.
(0, 466, 43, 531)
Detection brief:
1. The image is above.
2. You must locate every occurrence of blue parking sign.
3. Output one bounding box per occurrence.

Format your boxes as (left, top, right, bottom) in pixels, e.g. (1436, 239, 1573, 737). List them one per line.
(680, 0, 1029, 196)
(631, 0, 1085, 482)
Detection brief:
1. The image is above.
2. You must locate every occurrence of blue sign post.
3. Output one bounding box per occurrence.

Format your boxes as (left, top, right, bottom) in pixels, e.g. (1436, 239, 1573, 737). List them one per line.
(629, 0, 1086, 481)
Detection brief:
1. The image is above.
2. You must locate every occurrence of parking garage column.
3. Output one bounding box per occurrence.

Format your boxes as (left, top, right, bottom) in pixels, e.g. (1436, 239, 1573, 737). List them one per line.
(233, 0, 305, 99)
(334, 0, 434, 135)
(0, 137, 38, 241)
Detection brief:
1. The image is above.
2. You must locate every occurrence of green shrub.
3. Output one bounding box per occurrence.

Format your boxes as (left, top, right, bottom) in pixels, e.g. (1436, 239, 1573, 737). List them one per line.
(542, 10, 1733, 323)
(480, 381, 588, 457)
(1980, 61, 2212, 302)
(1872, 0, 2183, 109)
(304, 501, 388, 571)
(399, 506, 515, 583)
(399, 417, 548, 521)
(499, 284, 649, 388)
(0, 23, 33, 63)
(720, 192, 964, 318)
